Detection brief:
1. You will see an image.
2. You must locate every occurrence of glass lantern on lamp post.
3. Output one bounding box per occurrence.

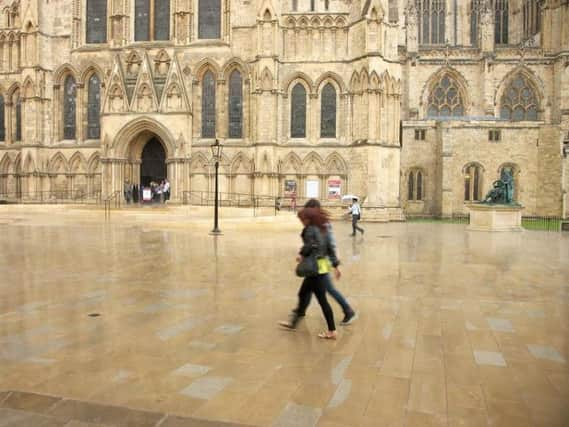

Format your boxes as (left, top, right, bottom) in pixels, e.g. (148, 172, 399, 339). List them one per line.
(210, 139, 223, 235)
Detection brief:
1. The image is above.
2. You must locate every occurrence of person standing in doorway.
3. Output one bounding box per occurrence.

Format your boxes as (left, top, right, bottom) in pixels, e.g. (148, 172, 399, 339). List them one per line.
(349, 198, 364, 236)
(124, 179, 132, 204)
(163, 179, 171, 203)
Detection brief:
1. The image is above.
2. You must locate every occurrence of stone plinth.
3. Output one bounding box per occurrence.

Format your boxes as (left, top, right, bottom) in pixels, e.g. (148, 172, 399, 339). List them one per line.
(468, 204, 524, 232)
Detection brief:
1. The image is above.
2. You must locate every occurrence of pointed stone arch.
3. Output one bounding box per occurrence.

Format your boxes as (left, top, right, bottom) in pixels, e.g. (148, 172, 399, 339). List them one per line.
(325, 153, 348, 175)
(260, 67, 273, 91)
(495, 66, 544, 121)
(190, 151, 210, 174)
(282, 72, 314, 94)
(302, 152, 324, 175)
(22, 77, 34, 98)
(222, 57, 250, 81)
(114, 117, 176, 159)
(80, 63, 105, 85)
(421, 67, 470, 118)
(281, 152, 302, 174)
(0, 153, 12, 173)
(53, 63, 79, 85)
(350, 71, 361, 92)
(87, 152, 101, 174)
(49, 152, 69, 173)
(194, 59, 221, 81)
(230, 152, 253, 175)
(315, 71, 347, 93)
(370, 71, 381, 91)
(69, 151, 87, 173)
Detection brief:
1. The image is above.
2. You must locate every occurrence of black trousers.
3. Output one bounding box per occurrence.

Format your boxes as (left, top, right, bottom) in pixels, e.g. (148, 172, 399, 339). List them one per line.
(352, 215, 364, 235)
(293, 274, 336, 331)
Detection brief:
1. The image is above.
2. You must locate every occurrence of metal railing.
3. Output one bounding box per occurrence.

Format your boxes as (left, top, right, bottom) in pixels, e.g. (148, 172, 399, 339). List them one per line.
(0, 190, 102, 204)
(406, 214, 564, 231)
(182, 191, 279, 216)
(103, 191, 121, 219)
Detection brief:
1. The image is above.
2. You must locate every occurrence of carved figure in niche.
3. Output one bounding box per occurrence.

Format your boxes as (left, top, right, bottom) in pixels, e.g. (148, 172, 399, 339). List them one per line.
(154, 50, 171, 76)
(126, 51, 142, 76)
(166, 83, 183, 110)
(137, 85, 153, 112)
(109, 85, 125, 112)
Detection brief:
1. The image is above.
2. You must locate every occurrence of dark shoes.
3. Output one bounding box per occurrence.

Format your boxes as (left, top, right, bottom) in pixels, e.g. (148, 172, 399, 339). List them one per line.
(341, 311, 358, 325)
(291, 308, 305, 317)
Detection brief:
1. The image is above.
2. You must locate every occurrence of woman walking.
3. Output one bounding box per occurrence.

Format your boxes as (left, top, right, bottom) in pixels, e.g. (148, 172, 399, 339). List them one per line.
(293, 199, 357, 325)
(279, 207, 337, 339)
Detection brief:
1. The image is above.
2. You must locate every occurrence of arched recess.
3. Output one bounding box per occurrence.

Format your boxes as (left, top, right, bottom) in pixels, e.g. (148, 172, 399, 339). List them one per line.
(113, 117, 176, 159)
(0, 153, 11, 195)
(230, 152, 253, 196)
(279, 152, 302, 197)
(462, 162, 485, 202)
(222, 59, 249, 140)
(496, 67, 543, 121)
(421, 67, 470, 118)
(49, 152, 69, 195)
(303, 151, 324, 199)
(325, 152, 348, 200)
(189, 151, 210, 196)
(70, 152, 88, 197)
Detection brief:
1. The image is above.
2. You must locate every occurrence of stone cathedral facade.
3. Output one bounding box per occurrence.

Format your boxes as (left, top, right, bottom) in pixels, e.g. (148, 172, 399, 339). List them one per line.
(0, 0, 567, 218)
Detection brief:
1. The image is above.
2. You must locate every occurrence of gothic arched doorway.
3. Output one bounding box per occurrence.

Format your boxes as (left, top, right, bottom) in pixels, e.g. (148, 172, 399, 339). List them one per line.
(140, 137, 166, 186)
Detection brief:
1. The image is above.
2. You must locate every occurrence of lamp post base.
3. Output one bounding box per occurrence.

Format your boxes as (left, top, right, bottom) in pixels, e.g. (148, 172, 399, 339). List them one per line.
(209, 229, 223, 236)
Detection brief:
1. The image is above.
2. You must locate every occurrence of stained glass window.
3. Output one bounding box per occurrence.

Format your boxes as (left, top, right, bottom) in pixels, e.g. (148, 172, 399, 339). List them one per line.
(0, 95, 4, 141)
(202, 71, 216, 138)
(408, 171, 415, 200)
(14, 93, 21, 142)
(417, 0, 446, 45)
(427, 75, 465, 117)
(292, 0, 298, 11)
(470, 0, 480, 46)
(199, 0, 221, 39)
(135, 0, 150, 41)
(228, 70, 243, 139)
(495, 0, 508, 45)
(291, 83, 306, 138)
(500, 75, 538, 121)
(63, 76, 77, 139)
(320, 83, 336, 138)
(87, 74, 101, 139)
(86, 0, 107, 43)
(154, 0, 170, 40)
(389, 0, 398, 23)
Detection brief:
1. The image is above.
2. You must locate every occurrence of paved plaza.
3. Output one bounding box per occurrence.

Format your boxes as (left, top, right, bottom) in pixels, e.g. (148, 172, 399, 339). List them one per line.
(0, 207, 568, 427)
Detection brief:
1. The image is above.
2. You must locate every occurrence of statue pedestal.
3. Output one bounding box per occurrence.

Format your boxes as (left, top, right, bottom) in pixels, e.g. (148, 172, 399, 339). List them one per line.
(468, 204, 524, 232)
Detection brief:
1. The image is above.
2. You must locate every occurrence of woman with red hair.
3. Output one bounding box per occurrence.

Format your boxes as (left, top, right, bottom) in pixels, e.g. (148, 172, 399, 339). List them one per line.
(279, 207, 337, 339)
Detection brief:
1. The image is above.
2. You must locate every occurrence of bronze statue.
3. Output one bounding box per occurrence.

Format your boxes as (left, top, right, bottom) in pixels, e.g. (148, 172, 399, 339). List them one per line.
(481, 168, 516, 205)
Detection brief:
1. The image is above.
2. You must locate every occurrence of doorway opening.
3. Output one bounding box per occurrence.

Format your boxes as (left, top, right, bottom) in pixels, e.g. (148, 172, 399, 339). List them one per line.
(140, 137, 166, 187)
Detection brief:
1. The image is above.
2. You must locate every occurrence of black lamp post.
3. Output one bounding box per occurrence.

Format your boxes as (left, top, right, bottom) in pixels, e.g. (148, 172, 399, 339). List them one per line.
(210, 139, 223, 235)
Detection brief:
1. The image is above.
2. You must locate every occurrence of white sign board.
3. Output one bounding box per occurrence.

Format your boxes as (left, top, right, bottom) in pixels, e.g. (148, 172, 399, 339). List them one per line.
(142, 188, 152, 201)
(306, 180, 320, 199)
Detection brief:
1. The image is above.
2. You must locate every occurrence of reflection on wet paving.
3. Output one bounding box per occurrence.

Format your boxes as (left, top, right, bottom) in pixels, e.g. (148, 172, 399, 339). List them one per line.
(0, 207, 568, 426)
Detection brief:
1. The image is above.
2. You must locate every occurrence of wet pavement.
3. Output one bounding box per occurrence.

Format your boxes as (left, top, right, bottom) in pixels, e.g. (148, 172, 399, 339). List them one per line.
(0, 206, 568, 426)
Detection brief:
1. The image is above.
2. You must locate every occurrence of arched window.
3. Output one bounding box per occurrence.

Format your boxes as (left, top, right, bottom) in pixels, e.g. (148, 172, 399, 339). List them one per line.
(325, 0, 329, 11)
(135, 0, 169, 41)
(87, 74, 101, 139)
(523, 0, 539, 40)
(408, 171, 414, 200)
(86, 0, 107, 43)
(310, 0, 315, 11)
(14, 92, 21, 142)
(228, 70, 243, 139)
(427, 75, 465, 117)
(388, 0, 398, 23)
(320, 83, 336, 138)
(418, 0, 446, 45)
(202, 71, 216, 138)
(63, 76, 77, 139)
(408, 170, 424, 201)
(500, 75, 539, 121)
(0, 95, 4, 141)
(464, 164, 482, 202)
(199, 0, 221, 39)
(495, 0, 508, 45)
(292, 0, 298, 11)
(470, 0, 480, 46)
(291, 83, 307, 138)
